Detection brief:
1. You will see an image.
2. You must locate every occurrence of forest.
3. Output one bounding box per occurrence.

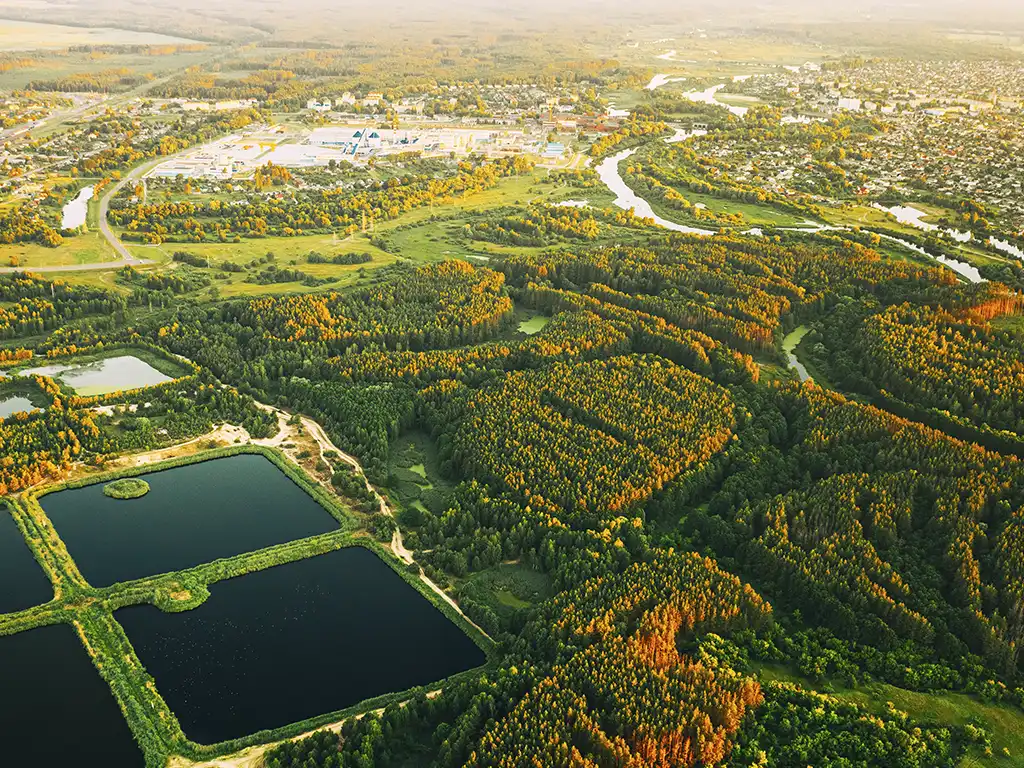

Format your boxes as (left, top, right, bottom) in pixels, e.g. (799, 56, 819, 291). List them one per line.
(3, 187, 1024, 767)
(7, 5, 1024, 767)
(107, 156, 534, 243)
(810, 300, 1024, 439)
(250, 227, 1024, 766)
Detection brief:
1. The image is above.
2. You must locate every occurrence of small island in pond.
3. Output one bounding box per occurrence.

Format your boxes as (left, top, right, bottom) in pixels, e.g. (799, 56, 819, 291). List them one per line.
(103, 479, 151, 500)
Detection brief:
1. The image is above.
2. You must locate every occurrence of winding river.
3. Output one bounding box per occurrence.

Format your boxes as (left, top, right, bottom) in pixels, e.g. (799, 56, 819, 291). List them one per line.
(590, 125, 987, 285)
(872, 232, 983, 283)
(990, 238, 1024, 261)
(595, 149, 714, 235)
(645, 73, 686, 91)
(682, 84, 749, 117)
(594, 146, 984, 283)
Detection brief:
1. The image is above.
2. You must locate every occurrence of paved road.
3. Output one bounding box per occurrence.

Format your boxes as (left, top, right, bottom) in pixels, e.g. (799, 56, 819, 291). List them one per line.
(0, 258, 152, 274)
(3, 50, 230, 275)
(0, 167, 158, 274)
(1, 154, 175, 274)
(96, 158, 160, 263)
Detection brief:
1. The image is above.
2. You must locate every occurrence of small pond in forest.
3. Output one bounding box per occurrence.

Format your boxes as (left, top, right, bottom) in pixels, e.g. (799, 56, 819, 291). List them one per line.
(0, 394, 39, 418)
(18, 354, 175, 396)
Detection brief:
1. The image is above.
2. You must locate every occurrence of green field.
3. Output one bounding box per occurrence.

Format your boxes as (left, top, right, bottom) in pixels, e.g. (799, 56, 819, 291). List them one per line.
(756, 663, 1024, 766)
(10, 166, 613, 295)
(0, 47, 213, 91)
(150, 234, 397, 298)
(675, 189, 809, 227)
(823, 203, 924, 233)
(714, 91, 765, 108)
(0, 230, 119, 269)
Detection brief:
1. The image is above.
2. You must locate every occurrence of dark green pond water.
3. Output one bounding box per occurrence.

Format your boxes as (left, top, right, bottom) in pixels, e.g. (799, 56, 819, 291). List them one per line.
(116, 547, 486, 745)
(41, 454, 339, 587)
(0, 624, 144, 767)
(0, 507, 52, 614)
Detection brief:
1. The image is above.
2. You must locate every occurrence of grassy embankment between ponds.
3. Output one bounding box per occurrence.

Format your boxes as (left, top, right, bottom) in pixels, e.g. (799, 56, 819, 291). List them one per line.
(1, 444, 495, 767)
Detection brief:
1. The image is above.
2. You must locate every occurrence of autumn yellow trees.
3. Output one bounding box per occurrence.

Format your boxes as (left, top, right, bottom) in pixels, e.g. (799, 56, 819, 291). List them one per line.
(239, 261, 513, 350)
(465, 552, 771, 768)
(736, 384, 1024, 677)
(445, 356, 734, 524)
(110, 156, 533, 242)
(851, 304, 1024, 436)
(0, 383, 98, 495)
(498, 237, 942, 356)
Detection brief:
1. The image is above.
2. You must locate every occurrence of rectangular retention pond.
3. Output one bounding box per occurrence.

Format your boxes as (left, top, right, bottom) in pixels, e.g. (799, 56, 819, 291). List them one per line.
(116, 547, 487, 745)
(0, 624, 144, 768)
(0, 506, 53, 614)
(40, 454, 340, 587)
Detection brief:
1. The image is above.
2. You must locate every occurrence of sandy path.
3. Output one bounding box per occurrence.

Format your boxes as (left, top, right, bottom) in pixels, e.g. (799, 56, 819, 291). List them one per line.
(168, 691, 442, 768)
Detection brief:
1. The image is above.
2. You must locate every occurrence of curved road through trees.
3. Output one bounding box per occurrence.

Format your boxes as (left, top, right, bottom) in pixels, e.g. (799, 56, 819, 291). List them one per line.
(96, 161, 157, 265)
(0, 152, 198, 274)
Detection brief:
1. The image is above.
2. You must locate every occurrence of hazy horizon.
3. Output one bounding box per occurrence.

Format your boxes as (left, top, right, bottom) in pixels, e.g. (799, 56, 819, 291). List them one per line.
(3, 0, 1024, 44)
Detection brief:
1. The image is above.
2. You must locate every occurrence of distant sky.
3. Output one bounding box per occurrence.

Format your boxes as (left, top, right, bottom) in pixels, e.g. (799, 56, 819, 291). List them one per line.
(263, 0, 1022, 26)
(3, 0, 1023, 42)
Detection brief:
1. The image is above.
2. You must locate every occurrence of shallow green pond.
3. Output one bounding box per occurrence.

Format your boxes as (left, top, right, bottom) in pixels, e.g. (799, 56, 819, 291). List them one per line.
(518, 315, 550, 335)
(19, 354, 174, 396)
